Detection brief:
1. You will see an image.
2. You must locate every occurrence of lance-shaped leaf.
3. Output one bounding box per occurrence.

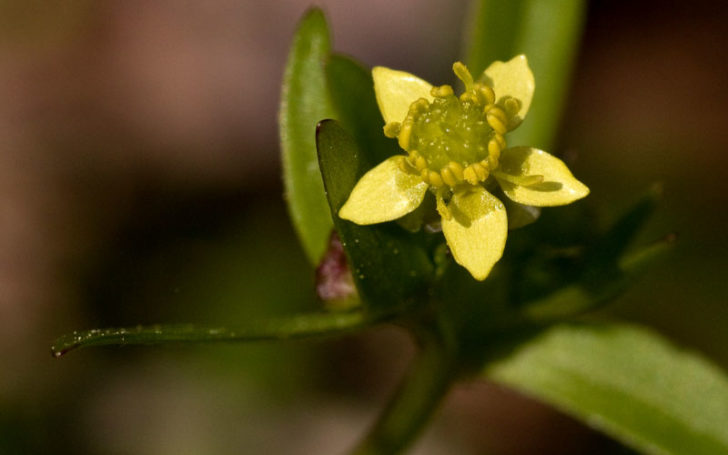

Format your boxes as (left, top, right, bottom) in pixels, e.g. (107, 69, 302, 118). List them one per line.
(317, 120, 433, 308)
(519, 187, 668, 320)
(51, 309, 390, 357)
(280, 8, 336, 264)
(326, 54, 401, 164)
(464, 0, 586, 150)
(484, 323, 728, 455)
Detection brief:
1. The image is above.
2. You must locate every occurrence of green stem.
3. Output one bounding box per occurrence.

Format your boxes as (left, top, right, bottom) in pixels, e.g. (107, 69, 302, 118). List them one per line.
(351, 331, 458, 455)
(51, 308, 394, 357)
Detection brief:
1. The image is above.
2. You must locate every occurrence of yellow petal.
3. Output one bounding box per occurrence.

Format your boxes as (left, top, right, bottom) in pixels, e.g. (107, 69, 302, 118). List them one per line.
(339, 156, 428, 224)
(442, 187, 507, 281)
(372, 66, 433, 124)
(496, 147, 590, 207)
(483, 55, 535, 123)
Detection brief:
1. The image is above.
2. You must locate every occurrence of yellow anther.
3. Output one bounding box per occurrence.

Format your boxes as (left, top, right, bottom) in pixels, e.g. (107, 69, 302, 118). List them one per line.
(493, 171, 544, 187)
(463, 166, 479, 185)
(487, 105, 508, 123)
(493, 133, 506, 149)
(504, 97, 521, 116)
(397, 156, 413, 173)
(520, 175, 544, 186)
(398, 120, 413, 149)
(429, 171, 444, 187)
(452, 61, 474, 89)
(411, 98, 429, 113)
(488, 138, 502, 156)
(420, 168, 430, 184)
(459, 92, 478, 104)
(477, 84, 495, 105)
(440, 168, 457, 187)
(407, 150, 425, 170)
(472, 162, 488, 181)
(486, 111, 507, 134)
(488, 143, 501, 169)
(431, 85, 454, 98)
(448, 161, 464, 180)
(383, 122, 401, 138)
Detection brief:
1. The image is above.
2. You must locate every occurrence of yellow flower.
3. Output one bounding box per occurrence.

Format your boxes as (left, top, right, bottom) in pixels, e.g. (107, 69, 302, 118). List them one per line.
(339, 56, 589, 281)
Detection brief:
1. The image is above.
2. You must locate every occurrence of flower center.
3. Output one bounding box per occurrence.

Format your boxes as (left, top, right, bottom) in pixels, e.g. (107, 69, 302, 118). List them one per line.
(385, 62, 520, 189)
(408, 95, 490, 170)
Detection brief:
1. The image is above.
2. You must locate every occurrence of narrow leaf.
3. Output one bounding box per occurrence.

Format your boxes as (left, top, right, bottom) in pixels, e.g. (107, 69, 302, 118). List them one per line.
(463, 0, 525, 78)
(280, 8, 336, 264)
(507, 0, 585, 149)
(52, 309, 388, 357)
(584, 184, 661, 270)
(316, 120, 433, 308)
(464, 0, 586, 150)
(484, 323, 728, 455)
(326, 54, 400, 164)
(523, 235, 674, 321)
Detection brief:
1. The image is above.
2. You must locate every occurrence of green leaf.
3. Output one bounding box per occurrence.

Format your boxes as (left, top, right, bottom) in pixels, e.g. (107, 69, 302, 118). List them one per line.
(464, 0, 586, 150)
(584, 185, 661, 271)
(326, 54, 400, 164)
(51, 309, 388, 357)
(522, 236, 673, 321)
(516, 187, 667, 321)
(484, 323, 728, 455)
(463, 0, 525, 78)
(280, 8, 336, 264)
(316, 120, 433, 308)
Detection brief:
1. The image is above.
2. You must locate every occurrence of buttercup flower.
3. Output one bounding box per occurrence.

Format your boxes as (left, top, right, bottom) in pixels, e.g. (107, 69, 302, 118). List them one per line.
(339, 56, 589, 280)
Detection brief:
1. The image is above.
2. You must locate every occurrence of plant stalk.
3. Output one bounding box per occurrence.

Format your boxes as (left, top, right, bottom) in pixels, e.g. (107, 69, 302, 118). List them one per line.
(351, 331, 458, 455)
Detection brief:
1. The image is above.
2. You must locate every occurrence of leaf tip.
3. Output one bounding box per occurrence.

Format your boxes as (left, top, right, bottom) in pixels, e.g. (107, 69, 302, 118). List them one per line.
(300, 6, 327, 26)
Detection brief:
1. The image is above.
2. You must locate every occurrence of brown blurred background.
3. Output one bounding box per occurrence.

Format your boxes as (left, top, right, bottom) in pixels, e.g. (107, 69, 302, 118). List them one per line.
(1, 0, 726, 453)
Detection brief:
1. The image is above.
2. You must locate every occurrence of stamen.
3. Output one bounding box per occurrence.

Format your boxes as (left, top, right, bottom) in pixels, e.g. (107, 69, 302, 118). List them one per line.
(431, 85, 454, 98)
(440, 167, 457, 187)
(472, 162, 489, 181)
(477, 84, 495, 105)
(413, 155, 427, 170)
(488, 142, 501, 169)
(420, 168, 430, 184)
(494, 171, 544, 186)
(397, 156, 416, 173)
(429, 170, 444, 187)
(448, 161, 464, 181)
(504, 97, 521, 116)
(388, 63, 516, 192)
(486, 106, 508, 134)
(494, 133, 506, 149)
(452, 61, 473, 90)
(398, 120, 413, 149)
(411, 98, 429, 112)
(463, 166, 479, 185)
(487, 138, 502, 156)
(383, 122, 401, 138)
(459, 92, 479, 104)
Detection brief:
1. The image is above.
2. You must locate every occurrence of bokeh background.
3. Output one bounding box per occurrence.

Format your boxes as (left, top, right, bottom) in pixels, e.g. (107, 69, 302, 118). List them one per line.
(1, 0, 726, 453)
